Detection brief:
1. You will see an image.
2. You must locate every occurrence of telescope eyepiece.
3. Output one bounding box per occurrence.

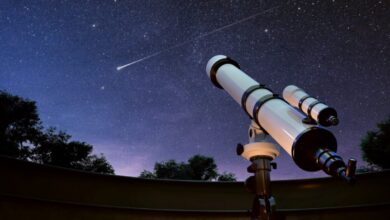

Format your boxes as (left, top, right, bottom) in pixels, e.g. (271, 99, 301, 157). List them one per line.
(317, 107, 339, 126)
(344, 158, 357, 184)
(327, 115, 339, 126)
(315, 148, 356, 184)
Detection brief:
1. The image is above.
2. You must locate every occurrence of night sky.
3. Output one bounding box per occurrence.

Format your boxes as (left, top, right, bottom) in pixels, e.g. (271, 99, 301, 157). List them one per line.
(1, 0, 389, 180)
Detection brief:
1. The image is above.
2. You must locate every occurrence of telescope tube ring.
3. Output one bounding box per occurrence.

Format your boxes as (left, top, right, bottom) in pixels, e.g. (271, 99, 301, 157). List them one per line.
(241, 84, 273, 119)
(209, 57, 240, 89)
(298, 95, 310, 111)
(307, 100, 321, 120)
(252, 94, 283, 134)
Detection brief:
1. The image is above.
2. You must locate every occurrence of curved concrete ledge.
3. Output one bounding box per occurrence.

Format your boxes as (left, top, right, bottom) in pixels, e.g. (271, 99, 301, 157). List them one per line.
(1, 156, 389, 219)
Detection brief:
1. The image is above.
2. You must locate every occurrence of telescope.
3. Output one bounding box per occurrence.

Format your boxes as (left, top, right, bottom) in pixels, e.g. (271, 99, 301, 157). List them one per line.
(205, 55, 356, 219)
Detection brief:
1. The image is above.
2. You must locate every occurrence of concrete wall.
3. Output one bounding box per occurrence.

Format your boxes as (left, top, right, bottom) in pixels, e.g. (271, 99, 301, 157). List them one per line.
(1, 156, 389, 219)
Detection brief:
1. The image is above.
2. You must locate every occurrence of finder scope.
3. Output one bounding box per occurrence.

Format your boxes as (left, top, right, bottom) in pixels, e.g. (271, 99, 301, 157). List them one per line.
(283, 85, 339, 126)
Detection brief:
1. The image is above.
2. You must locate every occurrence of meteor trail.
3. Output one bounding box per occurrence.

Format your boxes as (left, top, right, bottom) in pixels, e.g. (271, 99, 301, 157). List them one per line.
(117, 51, 162, 71)
(116, 5, 280, 71)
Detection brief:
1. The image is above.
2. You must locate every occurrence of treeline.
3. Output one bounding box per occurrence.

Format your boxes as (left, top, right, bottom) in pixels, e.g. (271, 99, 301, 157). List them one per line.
(0, 90, 236, 180)
(140, 155, 236, 181)
(0, 91, 114, 174)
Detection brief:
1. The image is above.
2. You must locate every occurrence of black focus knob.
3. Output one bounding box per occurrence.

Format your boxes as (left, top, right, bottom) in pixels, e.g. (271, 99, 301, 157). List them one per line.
(270, 162, 277, 170)
(247, 163, 256, 173)
(236, 143, 244, 156)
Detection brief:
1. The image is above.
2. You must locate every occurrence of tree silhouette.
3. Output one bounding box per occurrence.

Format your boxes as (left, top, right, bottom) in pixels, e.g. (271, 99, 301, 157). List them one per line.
(139, 154, 236, 181)
(217, 172, 237, 182)
(361, 115, 390, 169)
(0, 90, 114, 174)
(0, 91, 42, 159)
(153, 159, 190, 179)
(81, 154, 114, 174)
(187, 155, 218, 180)
(30, 127, 114, 174)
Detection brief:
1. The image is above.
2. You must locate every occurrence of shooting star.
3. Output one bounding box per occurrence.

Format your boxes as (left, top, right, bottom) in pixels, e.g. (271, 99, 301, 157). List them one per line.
(116, 5, 281, 71)
(117, 51, 162, 71)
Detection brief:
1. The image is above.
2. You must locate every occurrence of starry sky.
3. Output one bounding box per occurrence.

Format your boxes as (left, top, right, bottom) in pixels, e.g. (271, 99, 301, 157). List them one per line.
(1, 0, 389, 180)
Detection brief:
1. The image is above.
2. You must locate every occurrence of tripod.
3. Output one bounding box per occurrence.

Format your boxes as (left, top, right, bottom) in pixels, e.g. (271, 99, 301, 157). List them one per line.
(237, 121, 279, 220)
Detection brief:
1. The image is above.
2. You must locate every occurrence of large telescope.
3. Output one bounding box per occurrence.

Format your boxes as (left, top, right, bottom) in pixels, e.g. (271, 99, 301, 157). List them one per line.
(206, 55, 356, 181)
(206, 55, 356, 219)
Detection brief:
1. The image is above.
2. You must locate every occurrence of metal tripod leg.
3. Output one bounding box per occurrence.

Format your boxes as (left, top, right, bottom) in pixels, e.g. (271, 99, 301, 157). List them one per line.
(248, 156, 277, 220)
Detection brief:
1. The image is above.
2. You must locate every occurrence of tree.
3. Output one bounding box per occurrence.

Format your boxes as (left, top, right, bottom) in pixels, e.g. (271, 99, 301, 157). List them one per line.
(140, 159, 190, 180)
(76, 154, 114, 174)
(139, 154, 236, 181)
(187, 155, 218, 180)
(0, 91, 114, 174)
(217, 172, 237, 182)
(360, 115, 390, 169)
(0, 91, 42, 159)
(154, 159, 190, 179)
(30, 127, 114, 174)
(139, 170, 156, 179)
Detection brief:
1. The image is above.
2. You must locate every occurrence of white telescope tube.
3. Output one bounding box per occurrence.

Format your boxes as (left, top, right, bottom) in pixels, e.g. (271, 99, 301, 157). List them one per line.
(206, 55, 337, 171)
(283, 85, 339, 126)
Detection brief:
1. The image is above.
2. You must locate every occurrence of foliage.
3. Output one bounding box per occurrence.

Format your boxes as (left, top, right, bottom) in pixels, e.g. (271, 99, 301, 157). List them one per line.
(187, 155, 218, 180)
(153, 159, 190, 179)
(360, 116, 390, 169)
(217, 172, 237, 182)
(78, 154, 114, 174)
(0, 91, 42, 159)
(139, 170, 156, 179)
(139, 154, 236, 181)
(0, 90, 114, 174)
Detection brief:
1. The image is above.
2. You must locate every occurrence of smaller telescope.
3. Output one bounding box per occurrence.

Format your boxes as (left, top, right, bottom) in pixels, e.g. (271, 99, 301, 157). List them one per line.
(283, 85, 339, 126)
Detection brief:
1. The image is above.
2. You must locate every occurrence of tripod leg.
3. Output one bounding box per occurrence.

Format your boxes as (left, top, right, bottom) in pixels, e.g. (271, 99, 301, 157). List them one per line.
(249, 156, 277, 220)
